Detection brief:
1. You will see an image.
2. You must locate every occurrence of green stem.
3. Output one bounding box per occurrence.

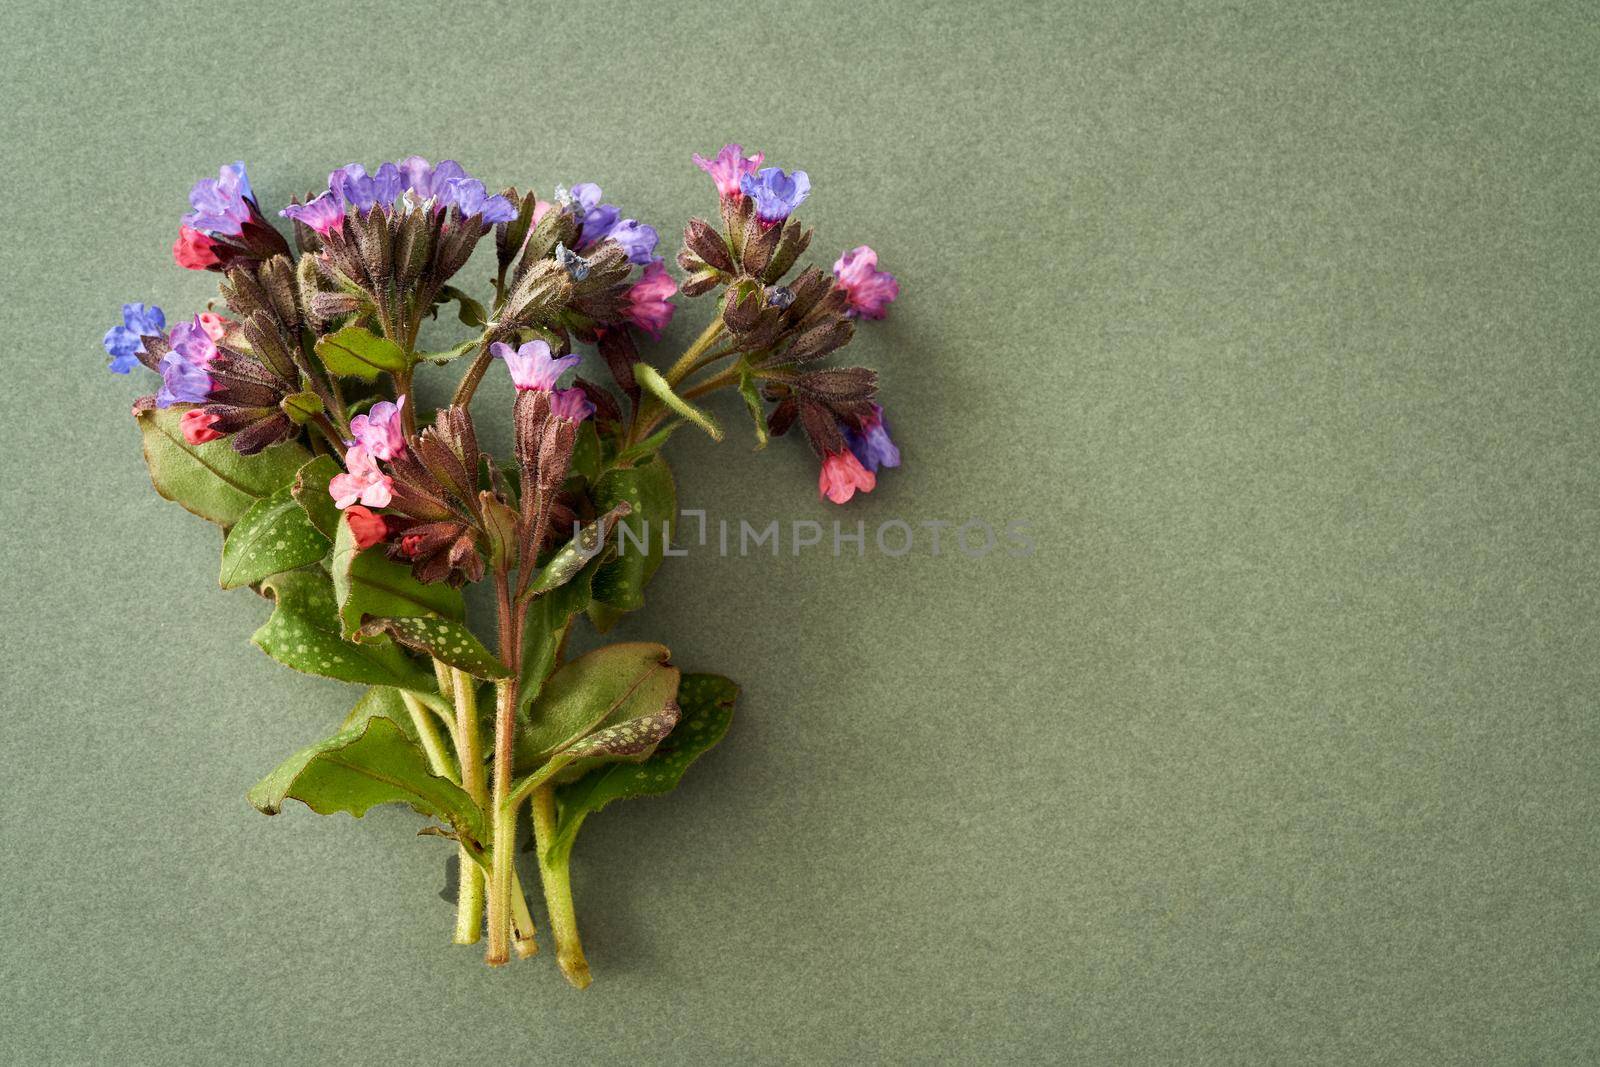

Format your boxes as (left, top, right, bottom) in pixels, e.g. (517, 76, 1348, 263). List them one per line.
(664, 318, 726, 386)
(444, 667, 486, 947)
(451, 343, 495, 409)
(531, 786, 591, 988)
(485, 568, 522, 966)
(399, 691, 458, 782)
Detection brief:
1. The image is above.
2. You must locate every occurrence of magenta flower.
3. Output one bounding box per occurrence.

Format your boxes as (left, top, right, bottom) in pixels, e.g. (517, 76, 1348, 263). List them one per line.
(819, 449, 876, 504)
(490, 339, 580, 391)
(329, 445, 394, 510)
(280, 191, 346, 235)
(832, 246, 899, 320)
(168, 315, 220, 368)
(623, 261, 678, 338)
(693, 144, 764, 201)
(349, 397, 407, 460)
(550, 388, 596, 423)
(183, 162, 255, 237)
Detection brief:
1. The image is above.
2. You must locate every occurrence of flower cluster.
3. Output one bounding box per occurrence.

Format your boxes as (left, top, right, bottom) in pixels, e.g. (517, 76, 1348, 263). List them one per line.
(104, 143, 903, 989)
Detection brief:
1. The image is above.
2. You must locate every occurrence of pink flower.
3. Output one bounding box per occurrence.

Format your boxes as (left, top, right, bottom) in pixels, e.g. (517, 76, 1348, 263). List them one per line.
(693, 143, 764, 201)
(329, 445, 393, 510)
(832, 246, 899, 320)
(349, 396, 407, 460)
(173, 225, 221, 271)
(196, 312, 230, 343)
(490, 339, 579, 391)
(531, 199, 553, 225)
(180, 409, 223, 445)
(623, 261, 678, 338)
(819, 449, 876, 504)
(549, 387, 595, 423)
(344, 505, 389, 550)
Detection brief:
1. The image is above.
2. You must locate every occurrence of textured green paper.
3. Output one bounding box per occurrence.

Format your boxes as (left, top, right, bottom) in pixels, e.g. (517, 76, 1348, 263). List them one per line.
(3, 1, 1598, 1062)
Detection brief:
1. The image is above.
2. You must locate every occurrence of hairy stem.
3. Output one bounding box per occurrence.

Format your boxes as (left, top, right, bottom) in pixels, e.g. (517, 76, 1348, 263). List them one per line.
(664, 319, 726, 386)
(445, 667, 486, 946)
(451, 344, 495, 409)
(531, 786, 591, 988)
(485, 572, 522, 966)
(399, 691, 458, 782)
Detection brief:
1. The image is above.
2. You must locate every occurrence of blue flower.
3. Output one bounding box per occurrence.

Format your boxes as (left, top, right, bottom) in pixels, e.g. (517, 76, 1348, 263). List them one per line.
(604, 219, 660, 265)
(739, 167, 810, 225)
(445, 178, 517, 223)
(103, 303, 165, 374)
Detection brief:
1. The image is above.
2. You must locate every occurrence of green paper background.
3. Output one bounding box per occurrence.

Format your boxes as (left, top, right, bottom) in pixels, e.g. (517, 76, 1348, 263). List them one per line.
(3, 1, 1597, 1062)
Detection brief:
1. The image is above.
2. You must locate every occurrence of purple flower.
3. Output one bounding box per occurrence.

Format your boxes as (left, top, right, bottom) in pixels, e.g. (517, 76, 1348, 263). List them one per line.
(739, 167, 810, 226)
(398, 156, 467, 202)
(490, 339, 580, 391)
(183, 162, 255, 237)
(350, 397, 407, 460)
(846, 404, 900, 472)
(565, 183, 621, 248)
(156, 352, 213, 408)
(280, 191, 345, 235)
(604, 218, 660, 265)
(167, 315, 219, 368)
(550, 387, 595, 423)
(445, 177, 517, 223)
(103, 303, 165, 374)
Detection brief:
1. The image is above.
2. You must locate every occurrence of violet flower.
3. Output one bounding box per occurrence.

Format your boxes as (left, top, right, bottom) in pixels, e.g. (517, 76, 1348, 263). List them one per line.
(739, 167, 810, 226)
(183, 162, 255, 237)
(491, 339, 580, 391)
(605, 218, 660, 265)
(564, 183, 621, 248)
(155, 353, 212, 408)
(846, 404, 901, 472)
(103, 303, 165, 374)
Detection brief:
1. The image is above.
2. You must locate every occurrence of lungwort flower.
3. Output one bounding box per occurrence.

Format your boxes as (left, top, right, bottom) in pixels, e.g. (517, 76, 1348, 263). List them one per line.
(846, 403, 901, 472)
(154, 314, 221, 408)
(103, 303, 166, 374)
(280, 191, 346, 235)
(184, 162, 255, 237)
(832, 246, 899, 319)
(329, 445, 395, 509)
(491, 339, 580, 391)
(349, 397, 407, 460)
(623, 261, 677, 338)
(819, 449, 876, 504)
(740, 167, 810, 226)
(693, 143, 764, 201)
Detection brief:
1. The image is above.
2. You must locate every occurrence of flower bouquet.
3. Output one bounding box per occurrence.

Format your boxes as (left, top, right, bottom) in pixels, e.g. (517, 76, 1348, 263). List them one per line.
(103, 145, 900, 986)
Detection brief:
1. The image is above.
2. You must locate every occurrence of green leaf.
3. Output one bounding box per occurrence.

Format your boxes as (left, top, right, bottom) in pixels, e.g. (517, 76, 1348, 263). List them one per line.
(338, 686, 417, 736)
(519, 556, 600, 711)
(514, 642, 679, 769)
(437, 285, 488, 327)
(135, 404, 310, 526)
(549, 672, 738, 860)
(416, 338, 480, 366)
(588, 457, 676, 619)
(290, 455, 343, 539)
(356, 616, 509, 679)
(248, 716, 484, 844)
(527, 501, 631, 597)
(737, 367, 769, 450)
(569, 420, 603, 483)
(613, 422, 684, 466)
(315, 326, 410, 381)
(331, 518, 464, 639)
(219, 485, 330, 590)
(252, 570, 437, 691)
(634, 362, 724, 441)
(280, 390, 324, 425)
